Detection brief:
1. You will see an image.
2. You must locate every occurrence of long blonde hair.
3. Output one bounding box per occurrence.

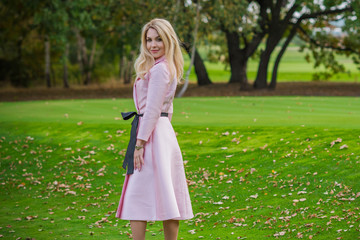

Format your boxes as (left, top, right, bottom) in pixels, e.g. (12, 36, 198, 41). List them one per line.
(134, 18, 184, 84)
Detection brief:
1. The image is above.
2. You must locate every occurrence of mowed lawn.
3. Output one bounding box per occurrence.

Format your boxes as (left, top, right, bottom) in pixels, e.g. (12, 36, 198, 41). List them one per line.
(0, 97, 359, 239)
(184, 47, 360, 83)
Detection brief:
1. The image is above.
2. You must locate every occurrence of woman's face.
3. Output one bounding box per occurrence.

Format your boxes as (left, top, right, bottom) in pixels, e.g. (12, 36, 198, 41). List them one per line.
(146, 28, 165, 60)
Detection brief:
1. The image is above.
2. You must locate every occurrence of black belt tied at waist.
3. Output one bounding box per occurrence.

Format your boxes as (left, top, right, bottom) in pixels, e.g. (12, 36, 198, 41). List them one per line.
(121, 111, 168, 174)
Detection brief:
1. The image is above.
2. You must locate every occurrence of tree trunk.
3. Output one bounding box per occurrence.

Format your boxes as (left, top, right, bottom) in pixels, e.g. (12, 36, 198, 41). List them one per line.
(193, 49, 212, 86)
(177, 1, 201, 98)
(86, 37, 97, 84)
(254, 30, 283, 89)
(74, 29, 84, 84)
(124, 51, 136, 84)
(123, 57, 132, 84)
(63, 43, 70, 88)
(81, 37, 90, 85)
(118, 43, 124, 80)
(253, 2, 300, 89)
(182, 44, 212, 86)
(225, 31, 249, 89)
(270, 25, 299, 89)
(51, 63, 56, 87)
(253, 49, 271, 89)
(172, 0, 181, 27)
(44, 35, 51, 88)
(123, 51, 136, 84)
(120, 55, 126, 80)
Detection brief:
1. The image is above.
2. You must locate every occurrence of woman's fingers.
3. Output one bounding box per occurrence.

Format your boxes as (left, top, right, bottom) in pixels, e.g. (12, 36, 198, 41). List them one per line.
(133, 149, 144, 171)
(140, 155, 144, 166)
(134, 158, 142, 171)
(138, 155, 144, 171)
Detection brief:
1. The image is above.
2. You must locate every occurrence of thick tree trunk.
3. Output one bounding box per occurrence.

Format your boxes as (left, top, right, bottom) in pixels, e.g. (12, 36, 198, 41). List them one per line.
(254, 31, 283, 89)
(193, 49, 212, 86)
(182, 43, 212, 86)
(253, 49, 271, 89)
(237, 60, 249, 90)
(253, 2, 300, 89)
(44, 35, 51, 88)
(63, 43, 70, 88)
(225, 31, 249, 89)
(228, 53, 248, 87)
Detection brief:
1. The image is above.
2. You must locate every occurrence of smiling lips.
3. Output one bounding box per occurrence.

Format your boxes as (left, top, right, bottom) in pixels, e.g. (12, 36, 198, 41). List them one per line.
(151, 49, 159, 54)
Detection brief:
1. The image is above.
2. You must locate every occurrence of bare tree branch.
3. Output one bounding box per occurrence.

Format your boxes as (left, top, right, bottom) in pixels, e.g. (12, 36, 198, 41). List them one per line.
(299, 6, 353, 21)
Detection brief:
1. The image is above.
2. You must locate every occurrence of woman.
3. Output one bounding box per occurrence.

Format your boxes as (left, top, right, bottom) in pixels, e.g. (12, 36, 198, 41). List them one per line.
(115, 18, 194, 240)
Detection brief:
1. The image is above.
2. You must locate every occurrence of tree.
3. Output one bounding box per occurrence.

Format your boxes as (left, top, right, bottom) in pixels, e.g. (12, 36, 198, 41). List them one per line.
(33, 0, 70, 87)
(176, 0, 212, 86)
(202, 0, 264, 89)
(110, 0, 212, 86)
(253, 0, 355, 89)
(67, 0, 113, 85)
(177, 1, 201, 97)
(0, 0, 43, 87)
(202, 0, 358, 90)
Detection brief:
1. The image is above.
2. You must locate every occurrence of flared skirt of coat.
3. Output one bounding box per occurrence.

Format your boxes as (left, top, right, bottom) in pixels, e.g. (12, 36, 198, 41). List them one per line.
(115, 117, 193, 221)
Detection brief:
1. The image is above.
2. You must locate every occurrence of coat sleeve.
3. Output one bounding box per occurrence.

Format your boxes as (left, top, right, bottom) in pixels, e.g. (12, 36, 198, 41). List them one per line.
(137, 63, 170, 142)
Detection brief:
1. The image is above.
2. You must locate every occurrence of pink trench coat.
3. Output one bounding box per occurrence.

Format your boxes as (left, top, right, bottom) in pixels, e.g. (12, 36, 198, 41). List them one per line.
(115, 56, 194, 221)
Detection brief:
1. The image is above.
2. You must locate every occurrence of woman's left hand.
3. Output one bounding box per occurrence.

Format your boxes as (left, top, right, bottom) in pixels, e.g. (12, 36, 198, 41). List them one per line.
(134, 139, 146, 171)
(134, 148, 144, 171)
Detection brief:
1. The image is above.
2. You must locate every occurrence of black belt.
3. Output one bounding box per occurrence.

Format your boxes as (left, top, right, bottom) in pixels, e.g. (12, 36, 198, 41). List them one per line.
(121, 111, 168, 174)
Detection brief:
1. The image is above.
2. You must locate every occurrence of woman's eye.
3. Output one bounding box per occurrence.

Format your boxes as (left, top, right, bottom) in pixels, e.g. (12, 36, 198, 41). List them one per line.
(156, 38, 162, 42)
(146, 38, 151, 42)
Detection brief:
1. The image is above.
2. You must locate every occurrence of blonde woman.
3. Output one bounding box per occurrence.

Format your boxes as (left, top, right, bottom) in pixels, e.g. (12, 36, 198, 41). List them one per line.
(115, 19, 194, 240)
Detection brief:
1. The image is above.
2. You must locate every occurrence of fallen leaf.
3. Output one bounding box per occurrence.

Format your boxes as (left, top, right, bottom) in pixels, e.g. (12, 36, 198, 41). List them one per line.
(339, 144, 348, 149)
(330, 138, 342, 147)
(249, 193, 258, 199)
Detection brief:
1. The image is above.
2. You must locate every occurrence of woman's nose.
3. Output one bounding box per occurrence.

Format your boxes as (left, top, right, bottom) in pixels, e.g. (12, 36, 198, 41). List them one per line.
(150, 40, 157, 48)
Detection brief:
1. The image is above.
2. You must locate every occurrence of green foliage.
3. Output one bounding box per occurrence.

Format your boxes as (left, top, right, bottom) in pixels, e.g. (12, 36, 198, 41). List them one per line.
(296, 0, 360, 80)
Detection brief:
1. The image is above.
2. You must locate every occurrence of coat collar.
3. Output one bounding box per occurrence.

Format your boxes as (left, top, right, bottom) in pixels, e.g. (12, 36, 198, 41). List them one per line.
(155, 55, 166, 64)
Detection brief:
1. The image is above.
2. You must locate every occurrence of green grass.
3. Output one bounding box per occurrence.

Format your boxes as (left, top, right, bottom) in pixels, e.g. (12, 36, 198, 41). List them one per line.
(0, 97, 359, 128)
(184, 47, 360, 83)
(0, 97, 360, 239)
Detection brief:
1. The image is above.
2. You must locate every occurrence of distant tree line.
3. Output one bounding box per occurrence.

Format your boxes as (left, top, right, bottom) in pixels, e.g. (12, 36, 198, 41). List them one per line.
(1, 0, 359, 90)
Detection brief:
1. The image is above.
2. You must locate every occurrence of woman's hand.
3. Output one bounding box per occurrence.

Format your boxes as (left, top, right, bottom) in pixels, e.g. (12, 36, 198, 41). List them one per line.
(134, 139, 146, 171)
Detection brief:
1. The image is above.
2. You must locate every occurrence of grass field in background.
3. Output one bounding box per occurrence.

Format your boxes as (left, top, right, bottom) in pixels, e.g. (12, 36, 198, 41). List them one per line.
(184, 47, 360, 83)
(0, 97, 359, 239)
(0, 97, 359, 128)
